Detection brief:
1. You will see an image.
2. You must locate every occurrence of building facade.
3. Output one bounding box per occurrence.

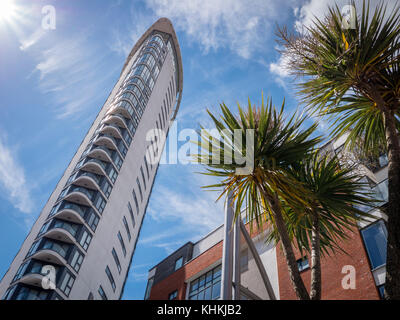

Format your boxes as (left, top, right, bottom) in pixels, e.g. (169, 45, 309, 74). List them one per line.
(0, 18, 183, 300)
(145, 135, 388, 300)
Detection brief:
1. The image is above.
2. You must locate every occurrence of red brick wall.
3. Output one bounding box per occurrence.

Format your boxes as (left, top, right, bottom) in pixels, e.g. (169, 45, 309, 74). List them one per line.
(149, 241, 223, 300)
(276, 225, 379, 300)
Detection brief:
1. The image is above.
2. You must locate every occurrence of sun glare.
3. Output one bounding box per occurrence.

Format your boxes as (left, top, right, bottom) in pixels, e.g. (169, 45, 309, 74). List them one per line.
(0, 0, 17, 22)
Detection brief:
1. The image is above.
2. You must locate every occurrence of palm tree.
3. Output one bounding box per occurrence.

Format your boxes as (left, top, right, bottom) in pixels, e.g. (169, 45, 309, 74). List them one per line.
(276, 0, 400, 299)
(195, 96, 320, 299)
(270, 151, 374, 299)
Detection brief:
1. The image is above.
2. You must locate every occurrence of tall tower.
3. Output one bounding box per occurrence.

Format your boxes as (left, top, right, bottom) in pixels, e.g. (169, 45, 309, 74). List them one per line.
(0, 18, 183, 300)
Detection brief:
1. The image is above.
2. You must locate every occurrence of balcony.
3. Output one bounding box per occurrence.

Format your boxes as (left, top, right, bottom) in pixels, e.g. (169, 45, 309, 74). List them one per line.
(13, 259, 62, 288)
(4, 284, 63, 300)
(49, 200, 100, 233)
(87, 144, 114, 163)
(94, 132, 121, 152)
(40, 218, 81, 244)
(58, 184, 96, 207)
(28, 237, 72, 266)
(99, 123, 125, 140)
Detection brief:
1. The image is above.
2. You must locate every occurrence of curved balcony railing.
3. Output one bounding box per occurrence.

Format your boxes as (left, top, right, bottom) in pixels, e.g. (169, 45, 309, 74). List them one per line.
(57, 183, 107, 214)
(27, 238, 72, 264)
(4, 284, 63, 300)
(101, 123, 125, 138)
(94, 133, 120, 150)
(12, 259, 62, 284)
(49, 200, 100, 232)
(89, 144, 114, 160)
(79, 157, 107, 172)
(60, 185, 96, 203)
(47, 219, 80, 239)
(103, 113, 136, 139)
(68, 169, 102, 187)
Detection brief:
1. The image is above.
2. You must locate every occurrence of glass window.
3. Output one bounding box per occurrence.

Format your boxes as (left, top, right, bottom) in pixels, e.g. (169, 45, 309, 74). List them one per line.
(123, 216, 131, 241)
(112, 248, 122, 274)
(297, 256, 309, 272)
(59, 270, 75, 296)
(69, 248, 84, 272)
(144, 156, 150, 179)
(174, 257, 183, 271)
(2, 285, 17, 300)
(13, 261, 29, 282)
(105, 266, 116, 292)
(361, 220, 388, 269)
(136, 178, 143, 202)
(168, 290, 178, 300)
(140, 166, 147, 190)
(118, 231, 126, 257)
(132, 189, 139, 213)
(87, 210, 99, 232)
(144, 277, 154, 300)
(189, 265, 221, 300)
(127, 202, 135, 227)
(79, 229, 92, 251)
(98, 286, 107, 300)
(93, 194, 106, 214)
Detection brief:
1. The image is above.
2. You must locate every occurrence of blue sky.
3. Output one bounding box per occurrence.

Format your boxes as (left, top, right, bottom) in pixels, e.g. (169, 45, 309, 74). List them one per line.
(1, 0, 383, 300)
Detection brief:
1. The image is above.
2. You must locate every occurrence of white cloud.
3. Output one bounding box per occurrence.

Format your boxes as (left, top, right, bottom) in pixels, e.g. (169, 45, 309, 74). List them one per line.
(147, 185, 224, 233)
(19, 28, 47, 51)
(294, 0, 400, 31)
(145, 0, 291, 59)
(0, 136, 33, 214)
(31, 33, 117, 118)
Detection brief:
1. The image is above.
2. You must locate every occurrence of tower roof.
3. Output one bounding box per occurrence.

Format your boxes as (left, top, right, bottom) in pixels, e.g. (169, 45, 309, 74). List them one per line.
(121, 18, 183, 120)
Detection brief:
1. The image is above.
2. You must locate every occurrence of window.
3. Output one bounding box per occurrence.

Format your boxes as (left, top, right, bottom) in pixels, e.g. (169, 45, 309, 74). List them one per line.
(161, 107, 165, 127)
(88, 292, 94, 300)
(93, 194, 106, 214)
(144, 277, 154, 300)
(136, 178, 143, 202)
(98, 286, 107, 300)
(123, 216, 131, 241)
(144, 156, 150, 179)
(361, 220, 387, 269)
(159, 113, 163, 130)
(79, 229, 92, 251)
(132, 188, 139, 213)
(112, 248, 122, 274)
(59, 270, 75, 296)
(87, 210, 100, 231)
(140, 166, 147, 190)
(297, 256, 309, 272)
(118, 231, 126, 257)
(189, 265, 221, 300)
(168, 290, 178, 300)
(174, 257, 183, 271)
(69, 248, 84, 272)
(105, 266, 116, 292)
(13, 261, 29, 282)
(127, 202, 136, 227)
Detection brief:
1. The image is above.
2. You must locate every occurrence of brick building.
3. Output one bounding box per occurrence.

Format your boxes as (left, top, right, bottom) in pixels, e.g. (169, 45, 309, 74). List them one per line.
(145, 136, 388, 300)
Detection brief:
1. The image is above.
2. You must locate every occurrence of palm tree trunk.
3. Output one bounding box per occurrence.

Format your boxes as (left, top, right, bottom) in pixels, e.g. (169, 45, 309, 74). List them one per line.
(310, 211, 321, 300)
(265, 191, 310, 300)
(382, 108, 400, 300)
